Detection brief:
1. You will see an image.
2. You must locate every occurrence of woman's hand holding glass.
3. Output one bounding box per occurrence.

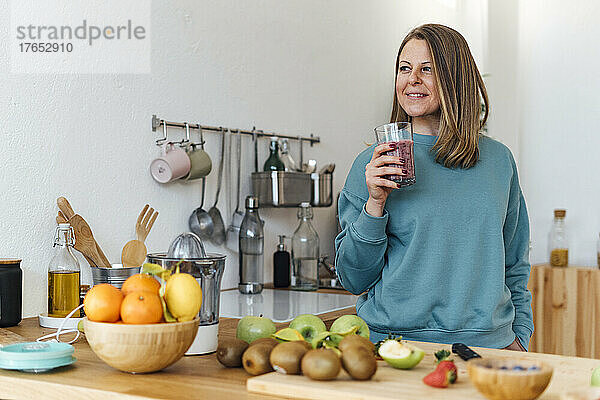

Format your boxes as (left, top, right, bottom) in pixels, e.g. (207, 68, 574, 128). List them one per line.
(365, 143, 405, 217)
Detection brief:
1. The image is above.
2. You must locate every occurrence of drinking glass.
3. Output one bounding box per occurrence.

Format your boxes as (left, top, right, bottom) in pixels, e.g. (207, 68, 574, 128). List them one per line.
(374, 122, 415, 188)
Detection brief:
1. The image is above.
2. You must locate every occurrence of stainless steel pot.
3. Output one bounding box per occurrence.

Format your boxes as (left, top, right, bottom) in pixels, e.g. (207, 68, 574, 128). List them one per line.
(311, 172, 333, 207)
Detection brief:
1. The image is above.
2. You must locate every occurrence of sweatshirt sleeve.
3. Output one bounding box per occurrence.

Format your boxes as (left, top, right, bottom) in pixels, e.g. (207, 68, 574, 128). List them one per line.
(503, 156, 534, 351)
(334, 189, 389, 295)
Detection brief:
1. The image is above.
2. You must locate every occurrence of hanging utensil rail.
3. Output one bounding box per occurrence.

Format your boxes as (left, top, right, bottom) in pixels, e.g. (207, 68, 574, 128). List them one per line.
(151, 114, 320, 146)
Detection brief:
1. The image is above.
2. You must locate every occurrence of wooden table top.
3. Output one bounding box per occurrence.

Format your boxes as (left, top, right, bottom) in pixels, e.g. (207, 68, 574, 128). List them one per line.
(1, 309, 599, 399)
(0, 305, 354, 400)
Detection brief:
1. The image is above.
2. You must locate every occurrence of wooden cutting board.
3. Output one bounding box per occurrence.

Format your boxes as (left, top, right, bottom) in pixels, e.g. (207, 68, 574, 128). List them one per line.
(0, 328, 26, 346)
(247, 344, 600, 400)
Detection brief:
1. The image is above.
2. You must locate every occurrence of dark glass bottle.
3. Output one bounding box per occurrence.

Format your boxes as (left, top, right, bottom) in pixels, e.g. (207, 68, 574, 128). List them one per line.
(273, 235, 290, 288)
(263, 137, 285, 171)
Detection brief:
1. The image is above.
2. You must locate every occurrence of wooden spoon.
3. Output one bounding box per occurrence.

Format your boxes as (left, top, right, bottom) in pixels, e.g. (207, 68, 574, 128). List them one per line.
(121, 240, 147, 268)
(69, 214, 112, 267)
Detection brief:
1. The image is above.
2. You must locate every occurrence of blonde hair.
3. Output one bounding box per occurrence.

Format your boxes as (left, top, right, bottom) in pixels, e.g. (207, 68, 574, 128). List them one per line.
(390, 24, 489, 169)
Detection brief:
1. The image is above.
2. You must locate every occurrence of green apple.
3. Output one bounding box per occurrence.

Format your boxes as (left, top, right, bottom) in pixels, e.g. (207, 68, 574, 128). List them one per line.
(289, 314, 327, 342)
(236, 315, 277, 344)
(330, 315, 370, 339)
(378, 339, 424, 369)
(311, 331, 344, 349)
(591, 365, 600, 387)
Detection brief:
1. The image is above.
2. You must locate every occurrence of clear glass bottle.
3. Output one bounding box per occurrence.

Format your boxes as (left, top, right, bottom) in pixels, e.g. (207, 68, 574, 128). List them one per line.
(279, 139, 298, 171)
(239, 196, 264, 294)
(291, 203, 319, 291)
(263, 137, 285, 171)
(549, 209, 568, 267)
(48, 223, 81, 317)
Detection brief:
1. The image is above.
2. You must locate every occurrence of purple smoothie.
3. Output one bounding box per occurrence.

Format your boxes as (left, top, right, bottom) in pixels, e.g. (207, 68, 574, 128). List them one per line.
(384, 139, 415, 187)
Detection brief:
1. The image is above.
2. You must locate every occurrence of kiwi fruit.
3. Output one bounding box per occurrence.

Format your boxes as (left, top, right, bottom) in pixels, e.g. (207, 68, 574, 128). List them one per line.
(269, 341, 311, 375)
(338, 335, 375, 354)
(301, 348, 341, 381)
(294, 340, 313, 351)
(242, 344, 274, 376)
(216, 339, 249, 368)
(250, 337, 279, 349)
(341, 346, 377, 380)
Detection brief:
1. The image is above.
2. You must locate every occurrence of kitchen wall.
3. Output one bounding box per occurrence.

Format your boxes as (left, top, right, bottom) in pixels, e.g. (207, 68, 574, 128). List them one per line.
(0, 0, 477, 317)
(3, 1, 594, 318)
(516, 0, 600, 266)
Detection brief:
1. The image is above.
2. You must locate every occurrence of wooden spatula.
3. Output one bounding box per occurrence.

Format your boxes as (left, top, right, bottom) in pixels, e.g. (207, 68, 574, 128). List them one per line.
(57, 211, 97, 267)
(57, 197, 111, 268)
(121, 240, 147, 268)
(70, 214, 112, 268)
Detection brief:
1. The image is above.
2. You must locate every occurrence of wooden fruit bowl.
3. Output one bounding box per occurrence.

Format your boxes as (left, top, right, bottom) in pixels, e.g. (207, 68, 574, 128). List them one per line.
(83, 317, 199, 373)
(467, 357, 553, 400)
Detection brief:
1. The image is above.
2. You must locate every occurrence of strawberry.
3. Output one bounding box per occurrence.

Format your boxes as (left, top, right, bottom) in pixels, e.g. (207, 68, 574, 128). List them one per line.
(437, 360, 458, 383)
(434, 349, 452, 363)
(423, 368, 456, 388)
(423, 349, 458, 388)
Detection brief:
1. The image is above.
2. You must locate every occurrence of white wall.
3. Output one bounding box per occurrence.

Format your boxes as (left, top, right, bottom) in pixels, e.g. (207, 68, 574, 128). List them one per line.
(1, 0, 539, 317)
(516, 0, 600, 266)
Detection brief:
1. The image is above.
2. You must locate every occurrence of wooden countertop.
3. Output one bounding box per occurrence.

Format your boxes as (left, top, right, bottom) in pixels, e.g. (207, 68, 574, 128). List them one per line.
(1, 308, 599, 399)
(0, 305, 355, 400)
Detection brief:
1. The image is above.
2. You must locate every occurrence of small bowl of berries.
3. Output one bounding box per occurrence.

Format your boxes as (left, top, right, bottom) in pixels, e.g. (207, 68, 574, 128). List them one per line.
(467, 357, 553, 400)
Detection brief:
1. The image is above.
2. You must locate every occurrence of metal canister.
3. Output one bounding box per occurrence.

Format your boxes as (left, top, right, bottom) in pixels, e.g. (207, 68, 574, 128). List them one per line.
(0, 259, 22, 327)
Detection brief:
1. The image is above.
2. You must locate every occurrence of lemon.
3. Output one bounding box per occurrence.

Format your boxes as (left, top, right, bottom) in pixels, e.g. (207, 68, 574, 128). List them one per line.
(164, 272, 202, 322)
(272, 327, 304, 342)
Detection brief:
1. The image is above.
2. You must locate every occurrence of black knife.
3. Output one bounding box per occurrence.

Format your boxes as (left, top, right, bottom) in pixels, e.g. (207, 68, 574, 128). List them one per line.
(452, 343, 482, 361)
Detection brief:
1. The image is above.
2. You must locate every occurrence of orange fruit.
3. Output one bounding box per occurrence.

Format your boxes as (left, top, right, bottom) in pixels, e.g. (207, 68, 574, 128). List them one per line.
(84, 284, 123, 323)
(120, 291, 163, 324)
(121, 273, 161, 297)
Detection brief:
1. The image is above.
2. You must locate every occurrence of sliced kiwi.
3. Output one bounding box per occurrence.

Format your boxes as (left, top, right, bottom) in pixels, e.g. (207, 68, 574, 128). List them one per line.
(341, 346, 377, 380)
(338, 335, 375, 354)
(216, 339, 249, 368)
(301, 348, 341, 381)
(242, 344, 274, 376)
(269, 341, 310, 375)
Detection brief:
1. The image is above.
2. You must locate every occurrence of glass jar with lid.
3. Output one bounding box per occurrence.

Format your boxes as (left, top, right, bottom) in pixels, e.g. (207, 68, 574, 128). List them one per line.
(0, 259, 22, 327)
(291, 203, 320, 291)
(549, 209, 568, 267)
(48, 223, 81, 317)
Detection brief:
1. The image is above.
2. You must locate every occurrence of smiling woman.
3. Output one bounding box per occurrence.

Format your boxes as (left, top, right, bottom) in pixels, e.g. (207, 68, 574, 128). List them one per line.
(335, 24, 532, 353)
(390, 25, 489, 169)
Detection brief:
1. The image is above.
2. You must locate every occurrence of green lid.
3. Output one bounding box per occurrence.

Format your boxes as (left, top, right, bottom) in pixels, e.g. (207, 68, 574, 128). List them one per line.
(0, 342, 75, 372)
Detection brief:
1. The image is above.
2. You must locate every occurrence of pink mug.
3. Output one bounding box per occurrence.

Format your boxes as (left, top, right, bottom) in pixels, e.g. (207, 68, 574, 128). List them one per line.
(150, 144, 191, 183)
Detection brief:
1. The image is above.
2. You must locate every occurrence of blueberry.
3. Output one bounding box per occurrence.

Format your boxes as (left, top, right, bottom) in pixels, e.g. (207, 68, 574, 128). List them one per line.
(500, 366, 508, 370)
(529, 366, 539, 371)
(513, 366, 524, 371)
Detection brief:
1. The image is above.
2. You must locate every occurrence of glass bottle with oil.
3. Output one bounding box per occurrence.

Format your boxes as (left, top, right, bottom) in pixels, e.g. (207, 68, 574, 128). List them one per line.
(549, 209, 569, 267)
(48, 223, 81, 317)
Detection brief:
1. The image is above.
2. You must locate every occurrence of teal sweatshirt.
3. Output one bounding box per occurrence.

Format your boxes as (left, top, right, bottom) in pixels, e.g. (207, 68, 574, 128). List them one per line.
(335, 133, 534, 350)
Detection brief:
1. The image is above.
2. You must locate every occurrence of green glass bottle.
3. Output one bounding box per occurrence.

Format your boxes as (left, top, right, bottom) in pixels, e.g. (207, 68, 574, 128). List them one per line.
(263, 137, 285, 171)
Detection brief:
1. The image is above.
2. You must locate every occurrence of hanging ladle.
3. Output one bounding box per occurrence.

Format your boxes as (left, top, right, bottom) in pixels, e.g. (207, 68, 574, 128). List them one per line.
(207, 127, 226, 245)
(188, 126, 214, 241)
